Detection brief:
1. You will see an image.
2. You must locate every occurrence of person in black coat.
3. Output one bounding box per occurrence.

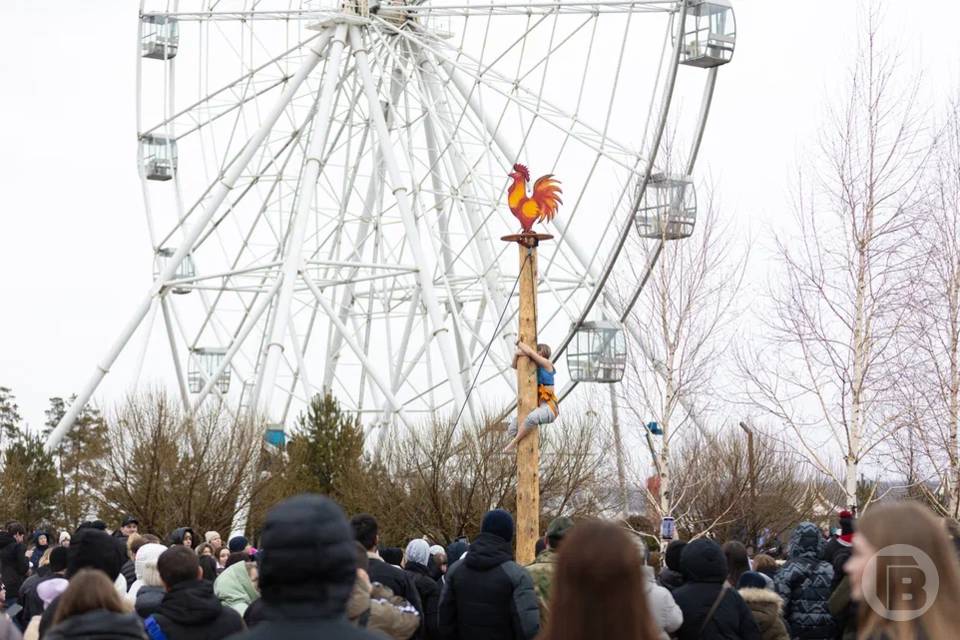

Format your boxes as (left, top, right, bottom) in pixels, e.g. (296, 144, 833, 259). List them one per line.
(352, 514, 423, 616)
(658, 540, 687, 592)
(0, 522, 28, 608)
(39, 528, 127, 637)
(147, 545, 243, 640)
(18, 545, 68, 627)
(438, 509, 539, 640)
(225, 494, 383, 640)
(671, 538, 761, 640)
(404, 539, 440, 640)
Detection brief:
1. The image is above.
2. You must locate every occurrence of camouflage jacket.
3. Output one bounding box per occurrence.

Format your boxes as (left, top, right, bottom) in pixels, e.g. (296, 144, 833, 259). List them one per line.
(526, 549, 557, 626)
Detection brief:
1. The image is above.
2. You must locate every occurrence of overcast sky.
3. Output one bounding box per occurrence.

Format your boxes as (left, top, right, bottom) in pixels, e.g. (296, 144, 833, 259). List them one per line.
(2, 1, 960, 430)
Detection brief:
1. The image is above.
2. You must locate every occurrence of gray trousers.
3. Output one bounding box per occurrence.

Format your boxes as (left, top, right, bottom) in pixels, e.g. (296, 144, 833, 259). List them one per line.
(507, 402, 557, 438)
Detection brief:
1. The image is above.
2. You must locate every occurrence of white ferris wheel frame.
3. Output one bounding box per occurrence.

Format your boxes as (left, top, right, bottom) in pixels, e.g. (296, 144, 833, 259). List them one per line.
(46, 0, 729, 452)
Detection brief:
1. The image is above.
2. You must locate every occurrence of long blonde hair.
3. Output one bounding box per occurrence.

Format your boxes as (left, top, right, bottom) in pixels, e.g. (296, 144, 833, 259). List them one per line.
(857, 502, 960, 640)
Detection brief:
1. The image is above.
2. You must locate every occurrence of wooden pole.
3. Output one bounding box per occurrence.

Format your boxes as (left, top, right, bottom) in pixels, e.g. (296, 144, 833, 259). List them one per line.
(505, 232, 550, 565)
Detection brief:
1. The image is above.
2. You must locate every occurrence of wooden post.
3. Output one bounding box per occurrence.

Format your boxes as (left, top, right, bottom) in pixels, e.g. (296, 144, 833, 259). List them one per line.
(503, 232, 551, 565)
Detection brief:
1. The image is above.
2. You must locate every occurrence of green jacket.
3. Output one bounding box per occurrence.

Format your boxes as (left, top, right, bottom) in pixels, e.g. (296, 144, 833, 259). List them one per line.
(526, 549, 557, 627)
(214, 560, 259, 615)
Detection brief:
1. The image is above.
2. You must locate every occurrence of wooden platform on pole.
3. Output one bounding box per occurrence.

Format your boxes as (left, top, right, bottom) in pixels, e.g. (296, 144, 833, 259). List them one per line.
(502, 232, 552, 565)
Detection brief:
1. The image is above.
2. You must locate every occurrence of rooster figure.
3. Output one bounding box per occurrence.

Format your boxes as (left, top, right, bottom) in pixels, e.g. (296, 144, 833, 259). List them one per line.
(507, 164, 562, 233)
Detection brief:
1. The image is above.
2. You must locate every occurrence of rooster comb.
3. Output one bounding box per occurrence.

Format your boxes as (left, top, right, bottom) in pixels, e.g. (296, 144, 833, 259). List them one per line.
(512, 164, 530, 181)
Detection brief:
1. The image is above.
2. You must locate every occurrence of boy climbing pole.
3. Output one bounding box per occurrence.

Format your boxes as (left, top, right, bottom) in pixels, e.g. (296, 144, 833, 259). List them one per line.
(504, 340, 559, 453)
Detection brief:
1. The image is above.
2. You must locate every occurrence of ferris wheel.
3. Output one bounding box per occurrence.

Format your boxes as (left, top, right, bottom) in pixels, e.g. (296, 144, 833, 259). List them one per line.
(47, 0, 735, 450)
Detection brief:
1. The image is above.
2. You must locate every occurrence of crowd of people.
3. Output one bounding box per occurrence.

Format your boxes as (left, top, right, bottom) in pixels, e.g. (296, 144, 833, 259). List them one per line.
(0, 497, 954, 639)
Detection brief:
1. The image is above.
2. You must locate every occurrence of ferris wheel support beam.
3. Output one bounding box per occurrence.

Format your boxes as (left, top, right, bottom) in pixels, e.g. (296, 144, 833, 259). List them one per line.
(253, 22, 350, 420)
(189, 277, 284, 414)
(350, 25, 471, 417)
(160, 295, 191, 413)
(321, 51, 403, 400)
(302, 273, 413, 429)
(417, 54, 517, 375)
(45, 29, 336, 452)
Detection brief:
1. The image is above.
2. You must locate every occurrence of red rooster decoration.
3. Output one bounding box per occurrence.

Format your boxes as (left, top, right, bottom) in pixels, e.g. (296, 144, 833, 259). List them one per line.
(507, 164, 562, 233)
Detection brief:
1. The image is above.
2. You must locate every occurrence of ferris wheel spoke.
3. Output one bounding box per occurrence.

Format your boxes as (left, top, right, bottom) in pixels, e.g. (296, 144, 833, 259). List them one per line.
(350, 24, 473, 418)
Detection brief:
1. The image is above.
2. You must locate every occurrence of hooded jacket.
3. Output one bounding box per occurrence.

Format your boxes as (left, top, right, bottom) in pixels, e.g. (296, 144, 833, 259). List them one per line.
(168, 528, 195, 548)
(29, 531, 50, 570)
(214, 560, 259, 615)
(658, 540, 687, 593)
(0, 531, 29, 597)
(773, 523, 836, 639)
(438, 532, 540, 640)
(642, 565, 683, 640)
(404, 561, 440, 640)
(739, 587, 790, 640)
(224, 494, 382, 640)
(44, 609, 147, 640)
(671, 539, 761, 640)
(150, 579, 243, 640)
(135, 585, 166, 618)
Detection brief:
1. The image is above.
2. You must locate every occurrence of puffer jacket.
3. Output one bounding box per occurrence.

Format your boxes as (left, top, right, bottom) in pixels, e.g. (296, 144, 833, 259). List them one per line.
(150, 578, 244, 640)
(44, 609, 146, 640)
(773, 523, 836, 639)
(135, 585, 166, 618)
(642, 566, 683, 640)
(739, 587, 789, 640)
(671, 539, 761, 640)
(223, 494, 382, 640)
(438, 532, 539, 640)
(347, 578, 421, 639)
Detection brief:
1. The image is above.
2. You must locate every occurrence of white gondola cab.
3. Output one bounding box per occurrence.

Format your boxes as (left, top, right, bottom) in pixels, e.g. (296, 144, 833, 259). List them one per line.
(566, 321, 627, 383)
(188, 347, 231, 394)
(680, 0, 736, 68)
(635, 174, 697, 240)
(141, 15, 179, 60)
(153, 248, 195, 295)
(141, 134, 178, 181)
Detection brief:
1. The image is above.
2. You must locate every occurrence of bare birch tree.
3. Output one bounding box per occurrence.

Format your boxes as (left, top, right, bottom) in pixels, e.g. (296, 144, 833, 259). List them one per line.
(888, 99, 960, 518)
(619, 181, 747, 533)
(741, 11, 930, 511)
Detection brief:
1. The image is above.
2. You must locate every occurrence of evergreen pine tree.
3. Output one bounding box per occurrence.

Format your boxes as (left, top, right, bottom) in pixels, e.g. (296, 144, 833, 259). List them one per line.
(44, 396, 109, 531)
(287, 393, 364, 498)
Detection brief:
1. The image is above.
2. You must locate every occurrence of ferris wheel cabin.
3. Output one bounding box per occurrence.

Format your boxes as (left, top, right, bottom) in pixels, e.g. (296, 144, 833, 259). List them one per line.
(635, 174, 697, 241)
(140, 134, 178, 182)
(566, 321, 628, 384)
(680, 0, 736, 68)
(141, 15, 179, 60)
(188, 348, 231, 394)
(153, 248, 195, 295)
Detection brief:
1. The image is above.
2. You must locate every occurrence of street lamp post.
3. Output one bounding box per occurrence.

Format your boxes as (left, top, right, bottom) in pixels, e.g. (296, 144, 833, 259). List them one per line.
(739, 421, 757, 547)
